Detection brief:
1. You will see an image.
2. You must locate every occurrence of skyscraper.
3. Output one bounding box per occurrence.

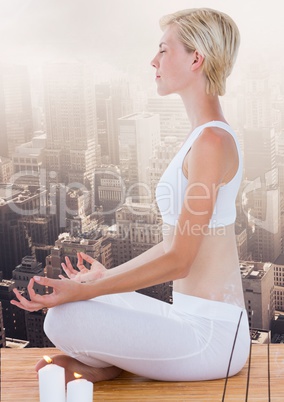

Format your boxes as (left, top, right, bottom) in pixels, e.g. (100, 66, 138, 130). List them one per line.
(148, 136, 181, 202)
(0, 65, 33, 158)
(147, 97, 190, 142)
(108, 81, 133, 165)
(0, 184, 34, 279)
(94, 165, 124, 225)
(272, 254, 284, 312)
(114, 199, 171, 303)
(12, 256, 45, 298)
(0, 157, 12, 183)
(95, 83, 111, 164)
(95, 81, 133, 165)
(0, 277, 27, 340)
(43, 62, 99, 191)
(118, 112, 160, 199)
(12, 131, 46, 186)
(241, 260, 275, 330)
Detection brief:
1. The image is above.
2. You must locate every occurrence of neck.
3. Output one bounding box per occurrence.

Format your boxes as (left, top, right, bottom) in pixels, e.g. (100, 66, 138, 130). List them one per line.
(179, 87, 226, 131)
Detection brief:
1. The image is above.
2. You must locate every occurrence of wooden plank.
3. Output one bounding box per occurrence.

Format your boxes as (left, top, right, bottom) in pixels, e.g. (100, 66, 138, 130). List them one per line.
(1, 345, 284, 401)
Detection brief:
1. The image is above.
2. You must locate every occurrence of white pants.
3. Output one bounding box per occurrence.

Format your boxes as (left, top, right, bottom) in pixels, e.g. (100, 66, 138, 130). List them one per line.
(44, 291, 250, 381)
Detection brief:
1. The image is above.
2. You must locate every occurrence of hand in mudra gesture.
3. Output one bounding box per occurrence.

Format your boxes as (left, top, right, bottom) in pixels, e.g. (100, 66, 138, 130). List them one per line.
(60, 252, 107, 283)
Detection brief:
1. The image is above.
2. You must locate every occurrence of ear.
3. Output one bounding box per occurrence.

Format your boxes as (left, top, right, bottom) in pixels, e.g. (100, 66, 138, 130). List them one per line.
(191, 51, 204, 71)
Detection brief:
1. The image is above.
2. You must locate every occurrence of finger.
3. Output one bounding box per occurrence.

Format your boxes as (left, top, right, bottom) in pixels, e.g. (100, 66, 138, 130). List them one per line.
(10, 299, 39, 312)
(61, 259, 77, 278)
(65, 257, 79, 274)
(61, 262, 73, 278)
(33, 275, 58, 289)
(27, 278, 37, 299)
(13, 287, 23, 301)
(76, 253, 87, 272)
(12, 288, 44, 311)
(80, 252, 95, 264)
(77, 252, 83, 265)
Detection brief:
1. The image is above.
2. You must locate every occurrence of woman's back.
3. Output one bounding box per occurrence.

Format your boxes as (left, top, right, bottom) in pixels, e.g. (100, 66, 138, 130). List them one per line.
(156, 121, 245, 307)
(168, 223, 245, 307)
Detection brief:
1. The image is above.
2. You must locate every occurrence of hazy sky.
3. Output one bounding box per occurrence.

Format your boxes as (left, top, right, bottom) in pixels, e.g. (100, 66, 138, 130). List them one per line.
(0, 0, 283, 77)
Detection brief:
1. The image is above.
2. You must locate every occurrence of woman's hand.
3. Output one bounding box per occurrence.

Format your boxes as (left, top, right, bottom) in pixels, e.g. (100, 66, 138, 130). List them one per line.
(60, 252, 107, 283)
(10, 276, 84, 312)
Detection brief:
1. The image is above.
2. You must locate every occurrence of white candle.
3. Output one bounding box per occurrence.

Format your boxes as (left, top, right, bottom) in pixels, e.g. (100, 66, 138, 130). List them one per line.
(38, 363, 65, 402)
(67, 378, 93, 402)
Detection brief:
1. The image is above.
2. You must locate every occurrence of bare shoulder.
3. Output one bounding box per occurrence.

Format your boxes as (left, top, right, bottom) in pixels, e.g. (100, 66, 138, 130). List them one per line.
(194, 126, 236, 154)
(183, 125, 238, 182)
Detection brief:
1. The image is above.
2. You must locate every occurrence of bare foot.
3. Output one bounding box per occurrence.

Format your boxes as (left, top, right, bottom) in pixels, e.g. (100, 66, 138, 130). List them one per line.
(35, 354, 122, 384)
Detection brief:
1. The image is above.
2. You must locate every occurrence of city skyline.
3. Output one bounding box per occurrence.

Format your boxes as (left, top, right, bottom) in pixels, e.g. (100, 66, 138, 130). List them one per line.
(1, 1, 284, 347)
(0, 0, 284, 73)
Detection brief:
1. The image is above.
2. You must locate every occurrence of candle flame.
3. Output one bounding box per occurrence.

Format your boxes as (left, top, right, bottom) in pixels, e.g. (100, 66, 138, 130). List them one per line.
(74, 372, 82, 379)
(43, 355, 53, 364)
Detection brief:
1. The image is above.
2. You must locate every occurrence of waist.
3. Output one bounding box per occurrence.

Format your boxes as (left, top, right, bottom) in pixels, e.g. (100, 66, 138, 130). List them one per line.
(172, 291, 246, 322)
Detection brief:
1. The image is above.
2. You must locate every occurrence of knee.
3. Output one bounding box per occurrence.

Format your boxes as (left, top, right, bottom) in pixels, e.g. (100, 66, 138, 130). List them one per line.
(44, 304, 71, 347)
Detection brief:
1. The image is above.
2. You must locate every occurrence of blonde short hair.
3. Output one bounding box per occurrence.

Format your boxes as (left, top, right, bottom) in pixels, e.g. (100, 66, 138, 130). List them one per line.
(160, 8, 240, 96)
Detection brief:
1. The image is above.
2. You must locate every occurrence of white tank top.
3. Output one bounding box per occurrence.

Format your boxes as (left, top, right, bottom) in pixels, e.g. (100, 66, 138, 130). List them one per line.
(155, 121, 243, 228)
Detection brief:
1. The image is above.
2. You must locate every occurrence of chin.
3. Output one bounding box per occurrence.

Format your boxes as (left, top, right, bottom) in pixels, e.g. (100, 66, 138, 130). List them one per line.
(156, 87, 173, 97)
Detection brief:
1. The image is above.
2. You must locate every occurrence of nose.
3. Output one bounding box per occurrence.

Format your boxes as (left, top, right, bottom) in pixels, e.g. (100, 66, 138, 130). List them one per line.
(150, 54, 158, 69)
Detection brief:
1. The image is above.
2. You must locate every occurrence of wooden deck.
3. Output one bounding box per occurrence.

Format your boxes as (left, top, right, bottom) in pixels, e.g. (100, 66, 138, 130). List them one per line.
(1, 344, 284, 401)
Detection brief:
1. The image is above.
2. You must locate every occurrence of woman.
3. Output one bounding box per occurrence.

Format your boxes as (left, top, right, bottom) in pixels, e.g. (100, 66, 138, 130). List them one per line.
(12, 8, 250, 383)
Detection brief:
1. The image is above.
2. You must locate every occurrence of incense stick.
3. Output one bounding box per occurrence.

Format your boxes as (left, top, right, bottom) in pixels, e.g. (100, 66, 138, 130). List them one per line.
(267, 305, 271, 402)
(245, 310, 253, 402)
(222, 310, 243, 402)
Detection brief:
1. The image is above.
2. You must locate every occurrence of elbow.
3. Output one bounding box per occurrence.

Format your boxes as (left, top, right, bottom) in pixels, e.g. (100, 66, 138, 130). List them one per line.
(168, 251, 191, 280)
(176, 265, 190, 280)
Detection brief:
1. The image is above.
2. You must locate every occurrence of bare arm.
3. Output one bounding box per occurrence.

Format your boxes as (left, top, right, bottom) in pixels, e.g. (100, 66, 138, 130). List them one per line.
(11, 127, 237, 310)
(95, 241, 166, 277)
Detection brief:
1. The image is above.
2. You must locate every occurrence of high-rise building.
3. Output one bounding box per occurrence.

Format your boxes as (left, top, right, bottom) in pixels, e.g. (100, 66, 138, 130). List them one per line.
(46, 231, 114, 279)
(95, 81, 133, 165)
(43, 62, 99, 192)
(94, 165, 124, 225)
(95, 83, 112, 164)
(0, 184, 34, 279)
(108, 81, 133, 165)
(114, 199, 171, 303)
(244, 65, 272, 130)
(19, 212, 60, 266)
(148, 136, 181, 202)
(220, 90, 245, 133)
(65, 188, 99, 236)
(10, 257, 53, 347)
(12, 256, 45, 298)
(272, 254, 284, 312)
(147, 97, 190, 142)
(25, 310, 53, 347)
(0, 277, 27, 340)
(0, 301, 6, 348)
(0, 157, 12, 183)
(0, 65, 33, 158)
(244, 185, 281, 262)
(115, 199, 162, 258)
(235, 226, 249, 261)
(240, 261, 275, 330)
(0, 183, 59, 279)
(243, 127, 276, 183)
(12, 131, 46, 186)
(118, 112, 160, 199)
(275, 129, 284, 251)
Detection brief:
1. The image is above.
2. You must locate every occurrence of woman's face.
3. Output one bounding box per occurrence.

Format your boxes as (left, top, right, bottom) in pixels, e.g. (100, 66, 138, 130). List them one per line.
(151, 24, 195, 97)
